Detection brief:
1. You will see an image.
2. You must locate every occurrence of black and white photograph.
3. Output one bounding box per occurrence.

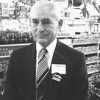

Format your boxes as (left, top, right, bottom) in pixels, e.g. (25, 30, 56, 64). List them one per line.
(0, 0, 100, 100)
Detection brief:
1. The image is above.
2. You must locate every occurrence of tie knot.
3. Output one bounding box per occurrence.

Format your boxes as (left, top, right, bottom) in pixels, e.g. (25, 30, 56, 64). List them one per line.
(41, 48, 48, 54)
(38, 48, 48, 59)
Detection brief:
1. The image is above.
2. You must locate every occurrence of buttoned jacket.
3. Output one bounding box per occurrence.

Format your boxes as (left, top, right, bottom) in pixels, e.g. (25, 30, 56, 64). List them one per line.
(2, 40, 88, 100)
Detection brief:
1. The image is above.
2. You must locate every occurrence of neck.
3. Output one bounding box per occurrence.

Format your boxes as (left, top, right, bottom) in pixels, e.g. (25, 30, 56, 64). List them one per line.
(40, 43, 49, 48)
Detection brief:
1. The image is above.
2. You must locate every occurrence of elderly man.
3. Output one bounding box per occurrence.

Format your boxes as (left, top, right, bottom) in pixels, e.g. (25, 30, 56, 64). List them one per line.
(2, 1, 88, 100)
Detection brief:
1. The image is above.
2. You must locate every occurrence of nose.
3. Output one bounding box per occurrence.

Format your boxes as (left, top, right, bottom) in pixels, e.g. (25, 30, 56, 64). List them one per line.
(37, 22, 44, 32)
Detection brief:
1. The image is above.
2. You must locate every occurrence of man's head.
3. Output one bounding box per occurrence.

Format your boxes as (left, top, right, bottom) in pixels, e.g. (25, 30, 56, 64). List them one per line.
(30, 1, 61, 47)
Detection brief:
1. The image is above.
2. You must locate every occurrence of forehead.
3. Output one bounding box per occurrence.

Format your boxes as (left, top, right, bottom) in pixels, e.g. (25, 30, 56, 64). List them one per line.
(30, 2, 58, 20)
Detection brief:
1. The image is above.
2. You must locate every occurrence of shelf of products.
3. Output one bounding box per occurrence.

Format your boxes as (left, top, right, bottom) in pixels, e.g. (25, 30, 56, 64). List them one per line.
(0, 30, 33, 45)
(88, 71, 100, 100)
(73, 42, 98, 46)
(88, 69, 100, 75)
(74, 46, 98, 55)
(0, 56, 10, 59)
(0, 57, 10, 95)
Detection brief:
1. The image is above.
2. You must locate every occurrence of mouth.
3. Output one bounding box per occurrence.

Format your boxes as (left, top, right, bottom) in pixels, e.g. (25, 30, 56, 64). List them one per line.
(37, 34, 49, 38)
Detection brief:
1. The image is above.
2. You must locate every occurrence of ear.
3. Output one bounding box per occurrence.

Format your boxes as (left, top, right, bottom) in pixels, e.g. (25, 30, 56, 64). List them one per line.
(58, 19, 63, 29)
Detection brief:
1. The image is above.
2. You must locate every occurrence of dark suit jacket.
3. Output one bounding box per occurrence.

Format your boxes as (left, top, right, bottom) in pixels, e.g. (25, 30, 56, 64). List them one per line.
(2, 40, 88, 100)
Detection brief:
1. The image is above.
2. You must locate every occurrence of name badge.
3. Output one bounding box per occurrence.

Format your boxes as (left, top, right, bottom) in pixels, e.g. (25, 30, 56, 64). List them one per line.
(51, 64, 66, 74)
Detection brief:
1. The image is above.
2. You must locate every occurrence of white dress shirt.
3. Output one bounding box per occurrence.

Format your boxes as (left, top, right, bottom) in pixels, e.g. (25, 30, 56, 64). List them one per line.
(36, 38, 57, 69)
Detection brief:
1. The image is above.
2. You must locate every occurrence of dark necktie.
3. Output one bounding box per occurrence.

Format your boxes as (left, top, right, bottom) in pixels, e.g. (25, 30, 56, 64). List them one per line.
(36, 48, 49, 100)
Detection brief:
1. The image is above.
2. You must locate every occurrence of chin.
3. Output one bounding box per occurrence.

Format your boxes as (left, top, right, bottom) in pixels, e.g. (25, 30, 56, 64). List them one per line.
(37, 39, 49, 47)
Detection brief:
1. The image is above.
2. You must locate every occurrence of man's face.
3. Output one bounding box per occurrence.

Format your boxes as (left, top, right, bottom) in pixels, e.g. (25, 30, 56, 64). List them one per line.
(31, 4, 59, 47)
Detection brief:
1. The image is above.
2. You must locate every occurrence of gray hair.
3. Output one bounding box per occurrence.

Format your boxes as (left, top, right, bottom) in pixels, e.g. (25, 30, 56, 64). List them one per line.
(29, 0, 61, 20)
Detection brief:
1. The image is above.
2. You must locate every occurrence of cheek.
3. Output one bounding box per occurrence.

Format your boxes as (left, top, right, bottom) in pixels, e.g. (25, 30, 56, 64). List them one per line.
(46, 28, 57, 39)
(31, 27, 37, 34)
(48, 26, 57, 35)
(31, 26, 37, 32)
(31, 29, 37, 40)
(46, 25, 56, 33)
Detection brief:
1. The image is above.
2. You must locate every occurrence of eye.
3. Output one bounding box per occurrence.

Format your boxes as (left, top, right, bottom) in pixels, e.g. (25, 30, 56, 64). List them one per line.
(32, 19, 39, 25)
(43, 21, 50, 25)
(42, 19, 51, 25)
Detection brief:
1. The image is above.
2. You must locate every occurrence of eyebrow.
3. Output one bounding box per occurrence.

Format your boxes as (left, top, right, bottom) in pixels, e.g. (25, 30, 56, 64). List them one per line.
(32, 18, 51, 22)
(42, 18, 51, 22)
(32, 18, 39, 21)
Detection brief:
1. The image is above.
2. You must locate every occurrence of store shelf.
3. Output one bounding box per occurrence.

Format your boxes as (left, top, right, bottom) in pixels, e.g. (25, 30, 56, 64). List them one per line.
(86, 61, 99, 65)
(0, 43, 31, 47)
(0, 55, 10, 59)
(57, 36, 68, 38)
(95, 93, 100, 98)
(85, 52, 97, 55)
(73, 42, 98, 46)
(94, 23, 100, 25)
(88, 69, 100, 74)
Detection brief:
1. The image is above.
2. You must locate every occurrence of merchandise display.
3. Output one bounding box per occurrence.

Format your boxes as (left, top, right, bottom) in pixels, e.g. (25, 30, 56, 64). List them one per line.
(88, 71, 100, 100)
(0, 30, 33, 44)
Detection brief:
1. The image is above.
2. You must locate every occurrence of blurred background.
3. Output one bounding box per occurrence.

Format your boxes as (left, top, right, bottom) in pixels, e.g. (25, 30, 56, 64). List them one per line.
(0, 0, 100, 100)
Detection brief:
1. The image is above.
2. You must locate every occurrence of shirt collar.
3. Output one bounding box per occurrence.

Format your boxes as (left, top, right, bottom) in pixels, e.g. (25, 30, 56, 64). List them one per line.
(46, 38, 57, 57)
(36, 38, 57, 58)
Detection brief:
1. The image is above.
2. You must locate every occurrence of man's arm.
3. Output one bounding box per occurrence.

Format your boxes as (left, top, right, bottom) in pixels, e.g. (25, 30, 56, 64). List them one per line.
(73, 52, 88, 100)
(1, 51, 19, 100)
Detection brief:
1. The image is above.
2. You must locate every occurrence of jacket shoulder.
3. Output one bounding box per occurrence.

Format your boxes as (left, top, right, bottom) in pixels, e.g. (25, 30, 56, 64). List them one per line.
(11, 42, 35, 58)
(57, 41, 85, 57)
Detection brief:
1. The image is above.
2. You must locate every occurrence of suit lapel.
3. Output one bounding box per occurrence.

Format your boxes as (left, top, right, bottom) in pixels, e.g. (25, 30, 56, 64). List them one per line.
(51, 40, 73, 82)
(50, 41, 75, 89)
(52, 40, 70, 66)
